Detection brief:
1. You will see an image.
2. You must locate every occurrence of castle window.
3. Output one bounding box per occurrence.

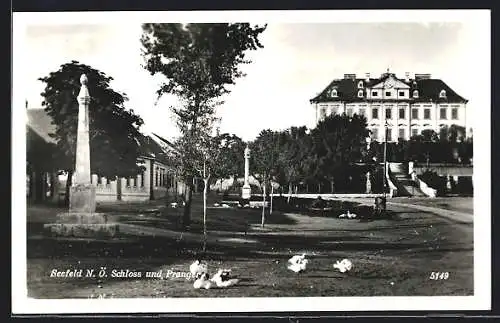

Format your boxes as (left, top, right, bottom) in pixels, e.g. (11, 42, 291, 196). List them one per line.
(411, 108, 419, 120)
(452, 108, 458, 120)
(357, 89, 364, 98)
(440, 108, 447, 119)
(424, 109, 431, 120)
(372, 108, 379, 119)
(386, 128, 392, 141)
(399, 128, 405, 140)
(371, 128, 379, 141)
(399, 108, 406, 119)
(385, 91, 391, 97)
(413, 90, 419, 98)
(385, 108, 392, 120)
(372, 91, 378, 97)
(358, 108, 365, 117)
(320, 106, 327, 118)
(439, 89, 447, 98)
(347, 108, 353, 117)
(398, 91, 405, 97)
(411, 128, 418, 137)
(330, 89, 338, 97)
(358, 81, 364, 89)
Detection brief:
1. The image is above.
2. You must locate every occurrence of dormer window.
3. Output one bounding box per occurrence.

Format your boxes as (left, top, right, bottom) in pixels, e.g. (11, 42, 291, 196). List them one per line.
(439, 89, 447, 98)
(330, 89, 338, 98)
(357, 89, 364, 98)
(413, 90, 419, 98)
(357, 81, 364, 89)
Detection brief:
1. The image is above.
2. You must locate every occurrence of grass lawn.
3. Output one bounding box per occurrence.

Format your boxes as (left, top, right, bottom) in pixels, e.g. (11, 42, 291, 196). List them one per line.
(390, 197, 473, 214)
(26, 195, 473, 298)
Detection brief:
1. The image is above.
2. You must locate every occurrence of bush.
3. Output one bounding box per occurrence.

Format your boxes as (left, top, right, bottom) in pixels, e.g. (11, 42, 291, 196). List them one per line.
(455, 177, 473, 195)
(419, 170, 447, 196)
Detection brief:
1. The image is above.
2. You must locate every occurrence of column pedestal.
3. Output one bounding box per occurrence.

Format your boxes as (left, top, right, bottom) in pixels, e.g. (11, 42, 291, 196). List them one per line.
(242, 185, 251, 200)
(69, 183, 96, 213)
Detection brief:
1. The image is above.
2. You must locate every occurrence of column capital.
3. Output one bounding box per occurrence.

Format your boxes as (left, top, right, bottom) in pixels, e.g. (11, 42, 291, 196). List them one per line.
(77, 74, 90, 105)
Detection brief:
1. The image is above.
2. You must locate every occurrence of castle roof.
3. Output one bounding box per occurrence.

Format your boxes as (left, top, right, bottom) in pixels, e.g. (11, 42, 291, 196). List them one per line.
(310, 73, 468, 104)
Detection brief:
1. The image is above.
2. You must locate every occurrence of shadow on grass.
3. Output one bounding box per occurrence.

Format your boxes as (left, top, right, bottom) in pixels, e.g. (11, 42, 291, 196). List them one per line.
(151, 207, 299, 234)
(27, 229, 459, 262)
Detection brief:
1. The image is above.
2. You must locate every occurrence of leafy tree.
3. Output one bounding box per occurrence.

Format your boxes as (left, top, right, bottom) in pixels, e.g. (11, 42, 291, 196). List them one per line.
(141, 23, 266, 230)
(276, 126, 311, 202)
(310, 114, 370, 193)
(440, 124, 466, 143)
(39, 61, 144, 205)
(211, 133, 246, 191)
(421, 129, 439, 143)
(249, 129, 280, 227)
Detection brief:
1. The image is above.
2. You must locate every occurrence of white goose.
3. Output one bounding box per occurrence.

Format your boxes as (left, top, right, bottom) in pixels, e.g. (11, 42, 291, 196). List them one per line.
(333, 258, 353, 273)
(288, 253, 306, 264)
(193, 272, 213, 289)
(189, 260, 208, 278)
(339, 210, 357, 219)
(211, 269, 239, 288)
(287, 254, 309, 273)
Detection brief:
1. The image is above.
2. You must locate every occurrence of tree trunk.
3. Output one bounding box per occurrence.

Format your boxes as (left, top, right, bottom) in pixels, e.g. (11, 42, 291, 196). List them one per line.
(261, 181, 266, 228)
(270, 184, 274, 214)
(182, 179, 193, 231)
(49, 172, 56, 200)
(287, 182, 292, 204)
(330, 180, 334, 193)
(317, 183, 320, 193)
(203, 178, 208, 252)
(64, 170, 73, 207)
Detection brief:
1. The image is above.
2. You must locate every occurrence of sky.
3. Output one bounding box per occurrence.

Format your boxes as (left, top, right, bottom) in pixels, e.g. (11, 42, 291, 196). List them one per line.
(19, 12, 489, 142)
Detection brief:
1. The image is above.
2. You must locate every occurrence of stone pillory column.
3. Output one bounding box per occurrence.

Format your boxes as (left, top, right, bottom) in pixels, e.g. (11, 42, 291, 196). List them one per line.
(241, 146, 252, 200)
(69, 74, 96, 213)
(44, 74, 118, 238)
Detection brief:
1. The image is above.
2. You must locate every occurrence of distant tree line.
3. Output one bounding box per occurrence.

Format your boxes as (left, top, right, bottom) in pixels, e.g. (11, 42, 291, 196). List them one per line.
(368, 125, 473, 165)
(228, 116, 474, 195)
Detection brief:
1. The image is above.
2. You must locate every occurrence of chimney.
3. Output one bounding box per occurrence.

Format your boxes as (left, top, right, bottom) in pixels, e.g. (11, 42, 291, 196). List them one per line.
(344, 73, 356, 80)
(365, 73, 370, 82)
(415, 73, 431, 80)
(405, 72, 410, 82)
(25, 100, 28, 109)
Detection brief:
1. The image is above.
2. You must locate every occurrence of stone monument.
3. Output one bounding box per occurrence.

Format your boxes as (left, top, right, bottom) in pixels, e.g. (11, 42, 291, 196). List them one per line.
(44, 74, 118, 238)
(365, 171, 372, 194)
(241, 146, 251, 200)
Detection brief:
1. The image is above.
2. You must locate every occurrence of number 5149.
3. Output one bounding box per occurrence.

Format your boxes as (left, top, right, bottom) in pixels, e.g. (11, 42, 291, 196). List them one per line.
(429, 272, 449, 280)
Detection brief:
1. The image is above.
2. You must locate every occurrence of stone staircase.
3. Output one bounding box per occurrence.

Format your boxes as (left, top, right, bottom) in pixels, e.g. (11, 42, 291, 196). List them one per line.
(389, 163, 427, 197)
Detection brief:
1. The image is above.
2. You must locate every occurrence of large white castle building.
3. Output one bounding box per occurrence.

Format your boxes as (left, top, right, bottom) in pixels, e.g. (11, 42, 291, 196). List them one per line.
(310, 70, 468, 142)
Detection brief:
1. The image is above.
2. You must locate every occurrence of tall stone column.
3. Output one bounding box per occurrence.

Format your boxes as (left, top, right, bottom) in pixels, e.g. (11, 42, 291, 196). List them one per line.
(69, 74, 96, 213)
(44, 74, 118, 238)
(241, 146, 251, 200)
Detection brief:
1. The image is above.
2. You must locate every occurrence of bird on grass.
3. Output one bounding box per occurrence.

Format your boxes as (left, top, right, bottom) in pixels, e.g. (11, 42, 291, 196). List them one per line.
(211, 269, 239, 288)
(190, 259, 208, 278)
(339, 210, 357, 219)
(288, 253, 306, 264)
(193, 272, 213, 289)
(333, 258, 353, 273)
(287, 254, 309, 273)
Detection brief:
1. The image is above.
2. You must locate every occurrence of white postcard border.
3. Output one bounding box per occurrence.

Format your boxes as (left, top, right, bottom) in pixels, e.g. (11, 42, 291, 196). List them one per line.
(12, 9, 491, 314)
